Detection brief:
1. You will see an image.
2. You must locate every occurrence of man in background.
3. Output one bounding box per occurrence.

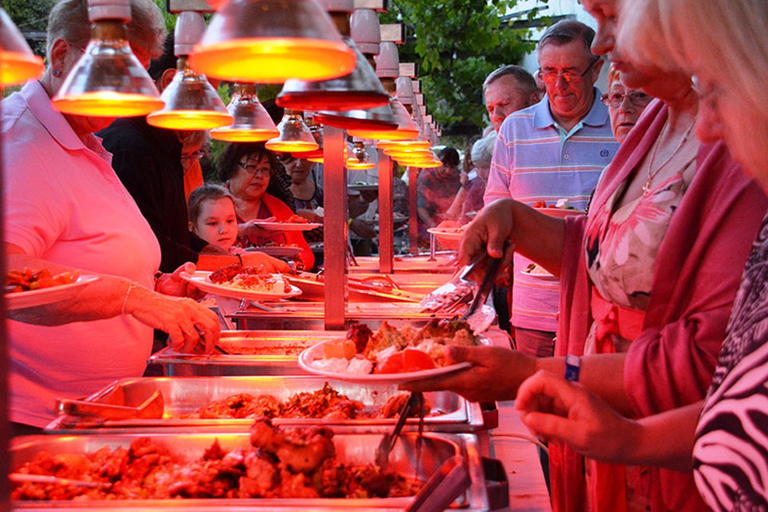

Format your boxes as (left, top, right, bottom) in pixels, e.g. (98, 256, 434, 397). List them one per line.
(484, 20, 619, 357)
(483, 65, 540, 133)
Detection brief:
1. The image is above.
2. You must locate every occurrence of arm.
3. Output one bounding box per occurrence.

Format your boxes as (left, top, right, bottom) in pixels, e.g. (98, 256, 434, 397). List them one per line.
(5, 244, 221, 354)
(516, 370, 699, 472)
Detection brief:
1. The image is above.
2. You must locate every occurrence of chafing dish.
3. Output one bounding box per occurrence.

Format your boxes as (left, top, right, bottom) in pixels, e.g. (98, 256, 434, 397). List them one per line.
(46, 376, 486, 432)
(11, 431, 505, 511)
(147, 330, 336, 376)
(350, 254, 457, 273)
(227, 303, 455, 331)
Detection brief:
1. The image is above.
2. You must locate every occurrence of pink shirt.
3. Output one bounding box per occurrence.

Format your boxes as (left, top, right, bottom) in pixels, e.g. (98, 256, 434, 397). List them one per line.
(3, 81, 161, 427)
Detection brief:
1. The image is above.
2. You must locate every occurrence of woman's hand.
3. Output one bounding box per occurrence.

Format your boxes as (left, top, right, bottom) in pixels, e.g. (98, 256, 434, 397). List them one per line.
(123, 284, 221, 354)
(401, 345, 536, 402)
(240, 251, 291, 273)
(459, 199, 517, 266)
(515, 370, 639, 461)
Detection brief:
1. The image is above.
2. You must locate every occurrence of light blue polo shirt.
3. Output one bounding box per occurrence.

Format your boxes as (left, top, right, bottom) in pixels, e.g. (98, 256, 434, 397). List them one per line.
(484, 91, 619, 333)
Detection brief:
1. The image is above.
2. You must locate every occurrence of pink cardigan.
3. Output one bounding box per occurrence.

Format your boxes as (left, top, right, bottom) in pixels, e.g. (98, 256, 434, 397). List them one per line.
(552, 100, 768, 512)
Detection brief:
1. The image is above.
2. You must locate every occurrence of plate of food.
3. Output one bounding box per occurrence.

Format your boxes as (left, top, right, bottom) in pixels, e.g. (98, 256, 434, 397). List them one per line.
(298, 319, 485, 384)
(5, 269, 99, 310)
(253, 219, 322, 232)
(520, 263, 557, 280)
(245, 245, 302, 258)
(427, 226, 467, 240)
(180, 265, 302, 301)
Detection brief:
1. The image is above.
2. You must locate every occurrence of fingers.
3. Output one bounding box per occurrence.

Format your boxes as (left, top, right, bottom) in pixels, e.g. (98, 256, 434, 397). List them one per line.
(515, 370, 578, 415)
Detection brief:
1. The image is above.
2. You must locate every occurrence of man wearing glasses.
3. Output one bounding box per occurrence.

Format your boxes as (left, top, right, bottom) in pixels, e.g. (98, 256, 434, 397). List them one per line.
(484, 20, 620, 359)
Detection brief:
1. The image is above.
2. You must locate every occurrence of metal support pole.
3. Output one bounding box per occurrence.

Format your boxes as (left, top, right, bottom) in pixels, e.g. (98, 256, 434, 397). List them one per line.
(408, 165, 420, 254)
(377, 150, 394, 274)
(322, 127, 347, 330)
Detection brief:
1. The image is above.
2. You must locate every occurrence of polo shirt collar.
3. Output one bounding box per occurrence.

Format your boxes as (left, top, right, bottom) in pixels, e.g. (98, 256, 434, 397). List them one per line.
(22, 80, 93, 152)
(533, 87, 609, 129)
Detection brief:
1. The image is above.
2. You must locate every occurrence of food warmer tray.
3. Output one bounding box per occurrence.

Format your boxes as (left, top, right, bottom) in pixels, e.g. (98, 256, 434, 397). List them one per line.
(46, 376, 486, 432)
(11, 431, 507, 511)
(147, 330, 337, 376)
(228, 303, 455, 331)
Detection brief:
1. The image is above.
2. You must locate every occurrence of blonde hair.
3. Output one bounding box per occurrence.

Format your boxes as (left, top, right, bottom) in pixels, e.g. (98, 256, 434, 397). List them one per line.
(656, 0, 768, 122)
(46, 0, 165, 62)
(616, 0, 678, 73)
(607, 64, 620, 91)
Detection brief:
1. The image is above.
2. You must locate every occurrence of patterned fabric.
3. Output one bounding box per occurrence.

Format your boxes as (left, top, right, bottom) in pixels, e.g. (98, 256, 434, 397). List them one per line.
(485, 91, 619, 332)
(694, 212, 768, 512)
(583, 141, 697, 353)
(416, 167, 462, 242)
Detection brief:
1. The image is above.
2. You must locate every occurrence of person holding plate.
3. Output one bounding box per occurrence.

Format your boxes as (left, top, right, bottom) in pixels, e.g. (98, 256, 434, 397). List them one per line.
(218, 142, 315, 271)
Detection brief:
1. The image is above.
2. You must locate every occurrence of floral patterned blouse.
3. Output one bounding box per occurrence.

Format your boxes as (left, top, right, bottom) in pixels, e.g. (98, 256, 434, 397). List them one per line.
(584, 142, 698, 353)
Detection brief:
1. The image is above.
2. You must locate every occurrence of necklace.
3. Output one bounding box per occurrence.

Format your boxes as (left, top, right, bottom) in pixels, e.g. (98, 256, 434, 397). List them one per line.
(642, 119, 695, 195)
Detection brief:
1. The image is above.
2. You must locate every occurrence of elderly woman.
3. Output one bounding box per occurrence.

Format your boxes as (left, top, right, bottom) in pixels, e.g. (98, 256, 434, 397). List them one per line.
(217, 142, 314, 271)
(515, 1, 768, 511)
(604, 64, 653, 142)
(3, 0, 220, 435)
(445, 132, 497, 224)
(404, 0, 768, 509)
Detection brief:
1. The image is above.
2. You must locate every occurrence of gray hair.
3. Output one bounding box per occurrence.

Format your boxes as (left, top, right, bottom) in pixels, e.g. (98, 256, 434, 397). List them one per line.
(46, 0, 165, 62)
(483, 65, 538, 97)
(536, 19, 596, 60)
(470, 131, 497, 170)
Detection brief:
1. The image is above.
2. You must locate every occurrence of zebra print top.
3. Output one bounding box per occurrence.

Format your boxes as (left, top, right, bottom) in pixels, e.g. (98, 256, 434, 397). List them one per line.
(693, 213, 768, 511)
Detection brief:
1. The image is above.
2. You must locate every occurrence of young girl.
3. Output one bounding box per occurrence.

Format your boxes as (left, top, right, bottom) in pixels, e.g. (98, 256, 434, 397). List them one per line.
(188, 184, 243, 255)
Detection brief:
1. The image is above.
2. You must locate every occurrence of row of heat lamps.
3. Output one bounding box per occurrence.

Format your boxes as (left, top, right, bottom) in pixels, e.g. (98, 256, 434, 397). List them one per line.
(0, 0, 443, 168)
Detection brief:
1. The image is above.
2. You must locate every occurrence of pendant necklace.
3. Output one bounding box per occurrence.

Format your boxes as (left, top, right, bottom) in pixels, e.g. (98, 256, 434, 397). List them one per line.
(642, 119, 695, 195)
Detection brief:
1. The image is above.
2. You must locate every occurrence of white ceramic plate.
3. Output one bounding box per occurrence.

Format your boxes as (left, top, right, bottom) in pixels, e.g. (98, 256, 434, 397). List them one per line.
(298, 340, 474, 384)
(253, 221, 322, 232)
(181, 271, 302, 300)
(535, 207, 583, 219)
(246, 246, 303, 258)
(427, 227, 465, 241)
(5, 275, 99, 310)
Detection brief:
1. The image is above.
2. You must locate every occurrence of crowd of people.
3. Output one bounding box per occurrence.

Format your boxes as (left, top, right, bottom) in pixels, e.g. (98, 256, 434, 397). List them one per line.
(6, 0, 768, 509)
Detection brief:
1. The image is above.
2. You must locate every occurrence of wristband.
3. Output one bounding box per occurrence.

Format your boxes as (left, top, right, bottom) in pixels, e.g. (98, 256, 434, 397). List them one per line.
(564, 355, 581, 382)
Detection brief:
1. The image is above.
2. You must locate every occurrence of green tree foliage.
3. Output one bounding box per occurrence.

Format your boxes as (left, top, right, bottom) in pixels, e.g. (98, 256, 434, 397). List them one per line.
(381, 0, 543, 135)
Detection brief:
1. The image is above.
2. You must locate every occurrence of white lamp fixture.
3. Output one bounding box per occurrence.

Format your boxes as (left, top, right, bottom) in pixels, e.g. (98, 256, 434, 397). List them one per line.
(265, 109, 320, 153)
(0, 8, 44, 86)
(189, 0, 356, 83)
(210, 83, 279, 142)
(53, 0, 163, 117)
(147, 12, 233, 130)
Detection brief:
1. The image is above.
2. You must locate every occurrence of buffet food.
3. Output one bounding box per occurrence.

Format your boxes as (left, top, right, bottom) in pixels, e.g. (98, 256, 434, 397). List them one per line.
(309, 320, 480, 376)
(280, 214, 309, 224)
(6, 268, 76, 293)
(181, 384, 430, 420)
(208, 263, 291, 294)
(12, 419, 421, 501)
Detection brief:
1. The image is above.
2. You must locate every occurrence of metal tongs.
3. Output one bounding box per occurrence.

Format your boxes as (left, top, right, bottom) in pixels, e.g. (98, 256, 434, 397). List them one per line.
(55, 390, 164, 420)
(376, 392, 425, 470)
(404, 455, 471, 512)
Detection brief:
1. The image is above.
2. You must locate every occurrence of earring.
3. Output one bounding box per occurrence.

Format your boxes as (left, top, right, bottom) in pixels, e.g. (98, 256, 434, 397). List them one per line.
(53, 70, 62, 77)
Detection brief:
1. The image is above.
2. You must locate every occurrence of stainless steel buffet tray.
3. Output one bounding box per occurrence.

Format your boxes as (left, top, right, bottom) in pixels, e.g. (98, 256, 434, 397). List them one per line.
(46, 376, 485, 432)
(147, 330, 336, 376)
(11, 431, 499, 511)
(228, 303, 454, 331)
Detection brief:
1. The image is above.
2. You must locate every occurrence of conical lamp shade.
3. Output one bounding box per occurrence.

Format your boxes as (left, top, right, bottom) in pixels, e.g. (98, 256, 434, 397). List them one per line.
(0, 8, 44, 86)
(377, 138, 431, 150)
(147, 63, 232, 130)
(314, 101, 397, 131)
(346, 95, 419, 140)
(210, 83, 279, 142)
(190, 0, 356, 83)
(53, 19, 163, 117)
(384, 148, 433, 159)
(265, 110, 320, 152)
(346, 141, 375, 169)
(276, 38, 388, 112)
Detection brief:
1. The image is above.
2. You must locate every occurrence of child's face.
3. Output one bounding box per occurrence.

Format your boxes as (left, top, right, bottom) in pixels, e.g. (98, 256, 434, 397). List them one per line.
(191, 198, 239, 251)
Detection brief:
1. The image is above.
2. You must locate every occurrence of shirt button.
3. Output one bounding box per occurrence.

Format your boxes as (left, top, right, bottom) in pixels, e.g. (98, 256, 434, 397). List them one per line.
(563, 154, 570, 160)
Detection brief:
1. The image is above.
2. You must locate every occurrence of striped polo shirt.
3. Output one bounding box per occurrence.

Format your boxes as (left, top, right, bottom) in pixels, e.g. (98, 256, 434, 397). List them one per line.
(484, 92, 619, 333)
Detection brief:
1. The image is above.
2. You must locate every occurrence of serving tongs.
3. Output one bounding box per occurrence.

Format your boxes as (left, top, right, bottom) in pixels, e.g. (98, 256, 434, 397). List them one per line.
(55, 390, 164, 420)
(404, 455, 471, 512)
(376, 391, 425, 471)
(9, 473, 113, 489)
(419, 263, 477, 314)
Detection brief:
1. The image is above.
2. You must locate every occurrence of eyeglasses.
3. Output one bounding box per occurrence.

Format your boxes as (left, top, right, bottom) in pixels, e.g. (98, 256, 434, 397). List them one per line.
(692, 75, 720, 111)
(601, 91, 652, 109)
(181, 149, 205, 162)
(537, 58, 600, 85)
(238, 161, 271, 176)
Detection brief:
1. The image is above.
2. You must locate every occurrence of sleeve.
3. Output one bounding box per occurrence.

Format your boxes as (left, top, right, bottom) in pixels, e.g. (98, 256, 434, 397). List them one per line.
(264, 195, 315, 271)
(624, 149, 768, 417)
(4, 143, 68, 257)
(483, 125, 514, 204)
(108, 138, 200, 271)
